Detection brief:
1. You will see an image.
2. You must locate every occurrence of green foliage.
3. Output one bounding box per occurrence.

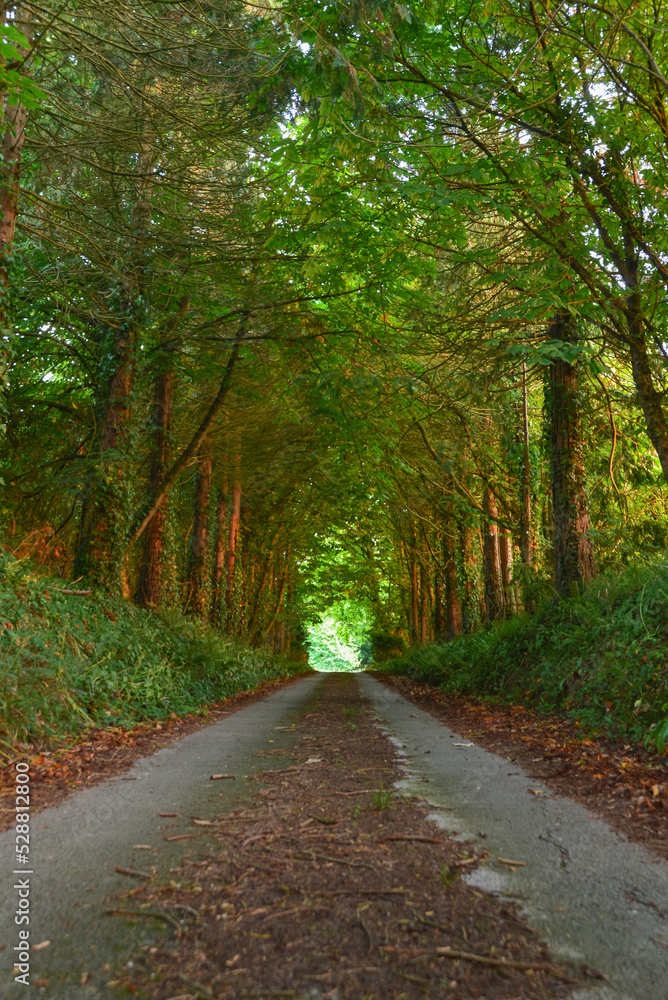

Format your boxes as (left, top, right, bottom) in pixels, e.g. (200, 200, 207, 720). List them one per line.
(305, 597, 373, 672)
(372, 781, 394, 811)
(439, 864, 457, 889)
(0, 552, 309, 748)
(383, 560, 668, 752)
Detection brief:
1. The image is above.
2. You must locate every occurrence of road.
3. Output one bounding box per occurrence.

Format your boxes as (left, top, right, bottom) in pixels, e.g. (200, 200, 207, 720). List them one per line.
(1, 671, 666, 999)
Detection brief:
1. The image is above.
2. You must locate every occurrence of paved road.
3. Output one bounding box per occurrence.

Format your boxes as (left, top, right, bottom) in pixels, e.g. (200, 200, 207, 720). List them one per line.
(359, 673, 668, 1000)
(0, 676, 321, 999)
(1, 671, 666, 1000)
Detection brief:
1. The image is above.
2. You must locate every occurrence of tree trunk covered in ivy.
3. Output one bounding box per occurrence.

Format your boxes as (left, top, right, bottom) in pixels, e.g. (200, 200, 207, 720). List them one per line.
(483, 485, 504, 626)
(419, 561, 428, 642)
(75, 146, 154, 588)
(136, 299, 188, 607)
(519, 364, 533, 567)
(223, 475, 242, 630)
(136, 350, 174, 607)
(459, 518, 478, 634)
(0, 86, 27, 315)
(75, 318, 137, 588)
(545, 313, 596, 596)
(185, 434, 213, 617)
(443, 529, 462, 639)
(433, 560, 445, 641)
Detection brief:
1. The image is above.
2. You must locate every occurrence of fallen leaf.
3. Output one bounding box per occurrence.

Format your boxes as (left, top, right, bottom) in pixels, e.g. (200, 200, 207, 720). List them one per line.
(225, 953, 241, 968)
(527, 788, 543, 795)
(31, 940, 51, 952)
(210, 773, 235, 780)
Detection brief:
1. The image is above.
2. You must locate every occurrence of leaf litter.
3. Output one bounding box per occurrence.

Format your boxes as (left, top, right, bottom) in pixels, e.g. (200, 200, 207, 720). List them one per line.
(376, 672, 667, 862)
(0, 674, 310, 832)
(116, 674, 586, 999)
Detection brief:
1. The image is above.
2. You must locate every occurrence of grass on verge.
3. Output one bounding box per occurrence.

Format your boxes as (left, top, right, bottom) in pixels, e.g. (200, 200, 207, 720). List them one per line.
(0, 551, 310, 750)
(382, 559, 668, 753)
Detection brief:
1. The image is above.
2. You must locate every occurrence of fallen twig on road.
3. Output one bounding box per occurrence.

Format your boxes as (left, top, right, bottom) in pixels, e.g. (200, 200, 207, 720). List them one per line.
(296, 849, 376, 871)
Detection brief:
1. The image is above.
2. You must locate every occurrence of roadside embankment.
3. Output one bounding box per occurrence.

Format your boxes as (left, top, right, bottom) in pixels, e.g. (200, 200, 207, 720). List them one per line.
(382, 559, 668, 752)
(0, 551, 310, 751)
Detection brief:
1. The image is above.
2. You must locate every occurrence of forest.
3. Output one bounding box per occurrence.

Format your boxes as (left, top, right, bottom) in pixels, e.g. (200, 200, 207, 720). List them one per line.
(2, 0, 668, 752)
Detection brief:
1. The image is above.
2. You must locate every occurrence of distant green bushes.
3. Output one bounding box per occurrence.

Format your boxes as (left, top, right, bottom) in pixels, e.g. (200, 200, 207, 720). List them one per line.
(0, 552, 310, 749)
(382, 560, 668, 752)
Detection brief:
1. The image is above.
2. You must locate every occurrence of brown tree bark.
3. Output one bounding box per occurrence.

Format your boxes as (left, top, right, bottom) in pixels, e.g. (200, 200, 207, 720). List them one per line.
(75, 323, 137, 586)
(499, 531, 518, 615)
(210, 441, 229, 626)
(443, 530, 463, 639)
(0, 86, 27, 312)
(458, 520, 478, 634)
(136, 299, 188, 608)
(131, 323, 244, 544)
(520, 363, 533, 566)
(76, 145, 155, 587)
(246, 537, 279, 639)
(184, 435, 213, 617)
(223, 467, 243, 630)
(483, 486, 505, 626)
(264, 554, 288, 641)
(627, 326, 668, 486)
(433, 561, 445, 641)
(546, 313, 596, 596)
(135, 364, 173, 607)
(409, 536, 419, 644)
(419, 562, 429, 643)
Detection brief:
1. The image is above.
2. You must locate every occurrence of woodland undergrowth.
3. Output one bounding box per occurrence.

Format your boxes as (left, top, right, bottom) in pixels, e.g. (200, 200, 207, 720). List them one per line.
(385, 559, 668, 753)
(0, 552, 309, 750)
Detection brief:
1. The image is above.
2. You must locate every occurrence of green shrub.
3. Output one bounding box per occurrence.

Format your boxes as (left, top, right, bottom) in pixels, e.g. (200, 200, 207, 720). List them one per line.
(382, 559, 668, 751)
(0, 552, 310, 748)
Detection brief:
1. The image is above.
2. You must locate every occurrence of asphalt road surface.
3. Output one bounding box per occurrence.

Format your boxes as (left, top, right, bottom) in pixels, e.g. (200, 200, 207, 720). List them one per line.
(1, 672, 666, 1000)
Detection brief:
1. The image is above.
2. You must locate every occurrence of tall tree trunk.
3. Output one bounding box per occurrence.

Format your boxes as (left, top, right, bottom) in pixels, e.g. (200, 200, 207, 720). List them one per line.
(136, 299, 188, 607)
(76, 145, 154, 587)
(628, 329, 668, 486)
(75, 321, 137, 587)
(136, 364, 173, 607)
(483, 486, 505, 626)
(264, 553, 288, 641)
(0, 32, 28, 317)
(443, 530, 463, 639)
(458, 520, 478, 634)
(499, 531, 518, 615)
(546, 313, 596, 596)
(184, 435, 213, 617)
(247, 533, 279, 639)
(419, 562, 429, 643)
(409, 535, 419, 644)
(224, 453, 243, 631)
(520, 363, 533, 566)
(433, 560, 445, 641)
(210, 439, 229, 626)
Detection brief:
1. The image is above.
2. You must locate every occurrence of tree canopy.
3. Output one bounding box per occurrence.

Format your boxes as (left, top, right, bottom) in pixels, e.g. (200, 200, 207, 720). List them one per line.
(3, 0, 668, 675)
